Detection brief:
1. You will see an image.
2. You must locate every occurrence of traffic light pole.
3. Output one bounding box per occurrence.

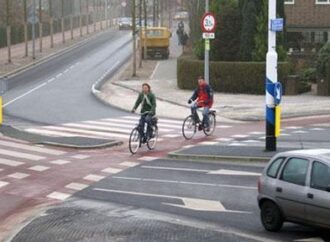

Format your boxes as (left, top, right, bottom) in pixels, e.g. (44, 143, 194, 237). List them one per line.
(265, 0, 278, 151)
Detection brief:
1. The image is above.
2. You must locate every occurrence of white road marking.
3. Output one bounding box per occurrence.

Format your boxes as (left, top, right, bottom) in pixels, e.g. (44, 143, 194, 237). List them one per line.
(208, 169, 261, 176)
(25, 128, 79, 137)
(65, 183, 88, 191)
(162, 134, 181, 138)
(102, 168, 123, 174)
(228, 143, 247, 146)
(0, 158, 24, 167)
(45, 126, 128, 139)
(0, 181, 9, 189)
(183, 145, 195, 149)
(120, 161, 140, 167)
(47, 77, 56, 83)
(71, 154, 90, 160)
(286, 126, 302, 130)
(217, 125, 232, 129)
(3, 82, 47, 107)
(93, 188, 252, 213)
(292, 130, 309, 134)
(295, 237, 325, 242)
(242, 140, 262, 143)
(150, 62, 160, 79)
(29, 165, 50, 172)
(138, 156, 158, 161)
(141, 166, 209, 173)
(0, 148, 45, 161)
(63, 123, 133, 134)
(8, 172, 30, 179)
(199, 141, 219, 145)
(310, 128, 326, 131)
(123, 116, 183, 125)
(113, 176, 256, 190)
(56, 73, 63, 78)
(231, 135, 249, 138)
(84, 174, 105, 182)
(0, 140, 66, 156)
(249, 131, 263, 135)
(47, 192, 71, 201)
(216, 138, 233, 142)
(50, 160, 71, 165)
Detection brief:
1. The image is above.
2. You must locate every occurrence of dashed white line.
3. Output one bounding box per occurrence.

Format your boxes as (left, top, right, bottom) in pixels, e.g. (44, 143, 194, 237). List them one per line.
(84, 174, 105, 182)
(47, 192, 71, 201)
(66, 183, 88, 191)
(56, 73, 63, 78)
(8, 172, 30, 179)
(29, 165, 50, 172)
(0, 181, 9, 189)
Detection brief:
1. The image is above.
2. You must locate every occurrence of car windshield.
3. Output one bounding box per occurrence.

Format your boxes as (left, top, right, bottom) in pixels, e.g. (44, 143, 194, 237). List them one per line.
(146, 30, 163, 37)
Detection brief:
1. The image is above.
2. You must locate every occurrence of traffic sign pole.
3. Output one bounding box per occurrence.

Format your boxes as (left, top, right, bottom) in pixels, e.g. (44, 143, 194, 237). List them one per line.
(204, 0, 209, 84)
(265, 0, 278, 151)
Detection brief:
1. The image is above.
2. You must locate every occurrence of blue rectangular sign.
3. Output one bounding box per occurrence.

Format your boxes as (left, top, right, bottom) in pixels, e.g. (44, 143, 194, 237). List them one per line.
(271, 18, 284, 32)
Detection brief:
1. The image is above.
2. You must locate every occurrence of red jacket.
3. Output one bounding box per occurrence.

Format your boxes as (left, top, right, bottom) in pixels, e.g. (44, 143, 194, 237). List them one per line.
(190, 83, 213, 108)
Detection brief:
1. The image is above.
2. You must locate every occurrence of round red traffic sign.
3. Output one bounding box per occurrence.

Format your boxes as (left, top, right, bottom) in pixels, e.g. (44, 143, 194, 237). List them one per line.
(201, 13, 216, 33)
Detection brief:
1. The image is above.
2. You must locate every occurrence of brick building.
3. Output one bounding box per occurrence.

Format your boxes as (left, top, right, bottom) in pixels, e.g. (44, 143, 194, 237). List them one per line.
(285, 0, 330, 44)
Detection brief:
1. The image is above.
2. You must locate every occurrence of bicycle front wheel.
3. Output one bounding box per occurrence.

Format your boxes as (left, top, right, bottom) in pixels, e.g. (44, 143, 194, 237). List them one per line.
(147, 125, 158, 150)
(203, 112, 216, 136)
(129, 127, 141, 154)
(182, 115, 197, 140)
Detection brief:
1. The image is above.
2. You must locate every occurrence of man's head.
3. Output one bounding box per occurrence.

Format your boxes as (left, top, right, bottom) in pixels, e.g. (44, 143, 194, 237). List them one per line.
(198, 76, 206, 86)
(142, 83, 151, 94)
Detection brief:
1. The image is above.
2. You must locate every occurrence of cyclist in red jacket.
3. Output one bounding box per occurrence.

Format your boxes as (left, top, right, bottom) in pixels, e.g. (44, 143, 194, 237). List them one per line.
(188, 76, 214, 130)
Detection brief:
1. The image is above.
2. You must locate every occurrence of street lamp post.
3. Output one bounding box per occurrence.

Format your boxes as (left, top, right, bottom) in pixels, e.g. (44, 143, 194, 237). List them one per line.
(265, 0, 278, 151)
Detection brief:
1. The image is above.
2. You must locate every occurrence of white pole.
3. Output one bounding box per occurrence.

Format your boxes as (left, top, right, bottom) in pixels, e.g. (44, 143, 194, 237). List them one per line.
(204, 0, 209, 84)
(265, 0, 278, 151)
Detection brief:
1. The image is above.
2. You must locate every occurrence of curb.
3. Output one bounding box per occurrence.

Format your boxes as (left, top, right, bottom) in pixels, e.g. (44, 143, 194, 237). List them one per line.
(167, 151, 270, 163)
(2, 27, 116, 79)
(37, 140, 123, 149)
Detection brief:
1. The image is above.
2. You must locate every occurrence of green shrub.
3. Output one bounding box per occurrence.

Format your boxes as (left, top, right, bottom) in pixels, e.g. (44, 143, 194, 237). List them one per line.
(300, 68, 317, 83)
(177, 55, 292, 94)
(316, 43, 330, 78)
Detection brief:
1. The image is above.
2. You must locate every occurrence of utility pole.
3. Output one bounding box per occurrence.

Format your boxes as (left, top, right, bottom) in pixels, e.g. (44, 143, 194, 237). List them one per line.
(265, 0, 279, 151)
(132, 0, 137, 77)
(153, 0, 156, 26)
(93, 0, 97, 32)
(70, 0, 74, 40)
(24, 0, 28, 57)
(39, 0, 43, 52)
(49, 0, 54, 48)
(87, 0, 90, 34)
(204, 0, 209, 84)
(79, 0, 83, 36)
(32, 0, 36, 59)
(6, 0, 11, 63)
(105, 0, 109, 28)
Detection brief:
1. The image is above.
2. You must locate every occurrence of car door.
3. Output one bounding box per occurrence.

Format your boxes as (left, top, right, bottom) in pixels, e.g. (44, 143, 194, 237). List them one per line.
(275, 157, 310, 221)
(305, 160, 330, 227)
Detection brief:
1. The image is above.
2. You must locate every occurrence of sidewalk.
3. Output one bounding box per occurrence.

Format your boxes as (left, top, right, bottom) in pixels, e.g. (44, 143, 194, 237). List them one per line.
(96, 28, 330, 122)
(0, 20, 112, 76)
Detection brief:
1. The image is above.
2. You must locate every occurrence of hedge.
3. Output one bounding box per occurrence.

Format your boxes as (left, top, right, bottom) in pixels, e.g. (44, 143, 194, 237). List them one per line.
(177, 55, 293, 95)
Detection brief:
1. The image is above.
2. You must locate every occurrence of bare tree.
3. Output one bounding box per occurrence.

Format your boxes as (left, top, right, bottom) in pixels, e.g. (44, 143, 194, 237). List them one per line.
(132, 0, 137, 77)
(6, 0, 11, 63)
(24, 0, 28, 57)
(39, 0, 43, 52)
(49, 0, 54, 48)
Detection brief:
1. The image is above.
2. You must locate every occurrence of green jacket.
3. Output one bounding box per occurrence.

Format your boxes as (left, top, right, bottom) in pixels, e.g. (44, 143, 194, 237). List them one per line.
(133, 92, 156, 115)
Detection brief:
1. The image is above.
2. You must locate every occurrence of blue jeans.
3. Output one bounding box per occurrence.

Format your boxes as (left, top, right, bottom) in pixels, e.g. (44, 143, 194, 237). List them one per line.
(191, 103, 210, 127)
(139, 113, 153, 139)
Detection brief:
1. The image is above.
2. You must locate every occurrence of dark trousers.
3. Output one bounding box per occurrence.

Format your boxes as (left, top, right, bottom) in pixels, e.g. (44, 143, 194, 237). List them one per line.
(139, 113, 153, 138)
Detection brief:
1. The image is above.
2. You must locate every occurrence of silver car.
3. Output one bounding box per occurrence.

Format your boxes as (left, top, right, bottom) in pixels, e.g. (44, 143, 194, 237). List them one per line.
(258, 149, 330, 232)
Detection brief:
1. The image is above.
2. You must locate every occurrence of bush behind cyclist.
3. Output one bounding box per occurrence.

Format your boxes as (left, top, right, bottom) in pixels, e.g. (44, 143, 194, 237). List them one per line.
(188, 76, 214, 130)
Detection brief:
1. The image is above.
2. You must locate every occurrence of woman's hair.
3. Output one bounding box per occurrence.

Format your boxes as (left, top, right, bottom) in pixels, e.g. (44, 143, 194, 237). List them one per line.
(142, 83, 151, 91)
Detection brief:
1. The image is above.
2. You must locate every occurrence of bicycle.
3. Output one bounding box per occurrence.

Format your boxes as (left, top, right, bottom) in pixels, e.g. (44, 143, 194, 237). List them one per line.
(182, 101, 216, 140)
(129, 112, 159, 154)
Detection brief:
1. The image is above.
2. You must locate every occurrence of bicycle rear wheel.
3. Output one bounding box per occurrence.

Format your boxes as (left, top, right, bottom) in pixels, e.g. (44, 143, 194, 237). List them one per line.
(129, 127, 141, 154)
(203, 112, 216, 136)
(182, 115, 197, 140)
(147, 125, 158, 150)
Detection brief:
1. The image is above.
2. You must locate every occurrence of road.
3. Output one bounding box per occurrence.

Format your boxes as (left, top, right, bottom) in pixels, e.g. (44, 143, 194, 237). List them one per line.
(3, 29, 132, 125)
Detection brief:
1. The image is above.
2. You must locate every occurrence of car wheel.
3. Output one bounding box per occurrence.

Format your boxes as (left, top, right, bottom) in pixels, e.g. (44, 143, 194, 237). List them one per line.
(260, 201, 284, 232)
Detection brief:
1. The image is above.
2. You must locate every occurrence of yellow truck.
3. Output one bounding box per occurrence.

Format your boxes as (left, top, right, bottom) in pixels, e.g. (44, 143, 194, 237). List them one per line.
(141, 27, 171, 59)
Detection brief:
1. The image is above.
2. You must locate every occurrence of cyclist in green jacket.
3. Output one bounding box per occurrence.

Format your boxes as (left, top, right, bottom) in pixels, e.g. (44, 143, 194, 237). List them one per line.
(132, 83, 157, 142)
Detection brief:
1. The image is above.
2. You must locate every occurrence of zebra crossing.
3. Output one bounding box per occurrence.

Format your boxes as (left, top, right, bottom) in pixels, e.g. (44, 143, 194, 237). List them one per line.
(24, 115, 189, 141)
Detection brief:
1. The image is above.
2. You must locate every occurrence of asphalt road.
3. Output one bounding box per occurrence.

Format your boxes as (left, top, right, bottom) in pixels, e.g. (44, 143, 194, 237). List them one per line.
(3, 29, 132, 125)
(75, 159, 330, 242)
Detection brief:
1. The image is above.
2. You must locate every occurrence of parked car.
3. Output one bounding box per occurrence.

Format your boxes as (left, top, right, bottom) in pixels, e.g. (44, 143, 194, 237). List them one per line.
(118, 17, 132, 30)
(258, 149, 330, 232)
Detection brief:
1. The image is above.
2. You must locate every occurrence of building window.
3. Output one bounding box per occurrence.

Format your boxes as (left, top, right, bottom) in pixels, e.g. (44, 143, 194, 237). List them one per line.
(285, 0, 295, 4)
(316, 0, 330, 4)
